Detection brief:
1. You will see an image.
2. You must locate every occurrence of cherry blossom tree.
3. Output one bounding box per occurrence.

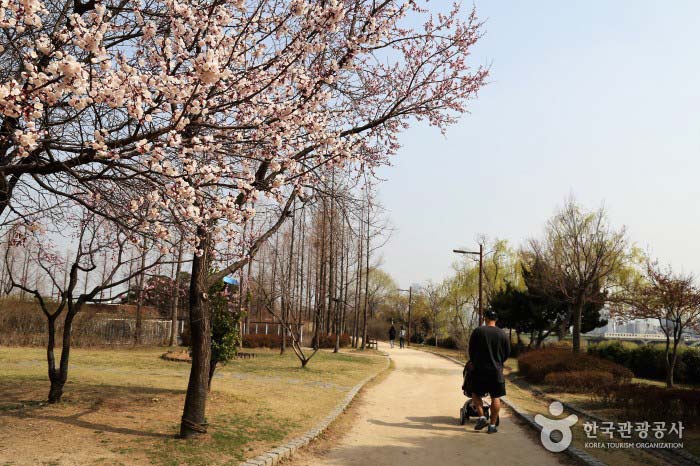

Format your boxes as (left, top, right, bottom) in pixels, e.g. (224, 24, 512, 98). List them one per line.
(1, 0, 488, 438)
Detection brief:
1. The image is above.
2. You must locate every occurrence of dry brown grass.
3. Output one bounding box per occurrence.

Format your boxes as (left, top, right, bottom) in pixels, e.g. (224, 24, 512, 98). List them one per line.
(0, 346, 387, 465)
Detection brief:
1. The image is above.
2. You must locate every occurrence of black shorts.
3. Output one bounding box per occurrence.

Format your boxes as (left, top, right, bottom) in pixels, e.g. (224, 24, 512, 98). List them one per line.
(472, 378, 506, 398)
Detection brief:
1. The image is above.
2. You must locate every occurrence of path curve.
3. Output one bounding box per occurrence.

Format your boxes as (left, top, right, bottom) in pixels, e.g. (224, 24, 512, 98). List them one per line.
(299, 344, 567, 466)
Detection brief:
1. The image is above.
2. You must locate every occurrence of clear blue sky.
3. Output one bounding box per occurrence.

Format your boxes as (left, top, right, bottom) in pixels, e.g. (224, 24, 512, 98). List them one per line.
(378, 0, 700, 287)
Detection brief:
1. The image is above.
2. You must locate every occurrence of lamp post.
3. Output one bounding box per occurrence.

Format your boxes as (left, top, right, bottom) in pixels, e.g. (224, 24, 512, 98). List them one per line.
(397, 287, 412, 346)
(453, 244, 484, 325)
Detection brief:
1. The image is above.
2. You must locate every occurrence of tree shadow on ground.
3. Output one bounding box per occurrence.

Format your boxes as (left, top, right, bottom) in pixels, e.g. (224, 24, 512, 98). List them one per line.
(309, 430, 568, 466)
(0, 381, 184, 439)
(367, 416, 467, 433)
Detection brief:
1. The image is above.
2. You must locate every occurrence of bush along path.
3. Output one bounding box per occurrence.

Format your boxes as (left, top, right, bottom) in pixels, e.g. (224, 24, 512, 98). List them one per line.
(510, 368, 700, 466)
(513, 348, 699, 465)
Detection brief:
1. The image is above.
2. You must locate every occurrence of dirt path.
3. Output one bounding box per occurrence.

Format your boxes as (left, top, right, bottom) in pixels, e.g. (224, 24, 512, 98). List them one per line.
(293, 344, 568, 466)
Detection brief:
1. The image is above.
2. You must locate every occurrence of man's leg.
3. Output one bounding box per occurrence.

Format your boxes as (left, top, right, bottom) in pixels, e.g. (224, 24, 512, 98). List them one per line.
(487, 382, 505, 433)
(471, 393, 484, 417)
(472, 393, 489, 430)
(490, 397, 500, 426)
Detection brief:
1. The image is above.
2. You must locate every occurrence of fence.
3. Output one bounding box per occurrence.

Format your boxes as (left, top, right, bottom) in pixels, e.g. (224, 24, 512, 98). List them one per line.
(242, 321, 308, 345)
(0, 299, 178, 346)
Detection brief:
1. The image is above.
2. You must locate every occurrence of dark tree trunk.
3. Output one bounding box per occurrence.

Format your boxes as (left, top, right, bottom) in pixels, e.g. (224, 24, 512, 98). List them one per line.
(208, 360, 217, 391)
(664, 334, 679, 388)
(48, 305, 79, 403)
(180, 231, 212, 439)
(46, 315, 64, 403)
(48, 378, 64, 403)
(572, 302, 583, 354)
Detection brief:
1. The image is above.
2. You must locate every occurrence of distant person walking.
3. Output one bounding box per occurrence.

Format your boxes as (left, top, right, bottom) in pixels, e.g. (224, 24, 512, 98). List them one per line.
(389, 324, 397, 349)
(399, 325, 406, 348)
(468, 309, 510, 434)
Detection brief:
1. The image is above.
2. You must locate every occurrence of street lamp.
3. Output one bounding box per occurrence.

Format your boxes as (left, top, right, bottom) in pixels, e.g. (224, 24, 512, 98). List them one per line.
(453, 245, 484, 326)
(397, 287, 412, 346)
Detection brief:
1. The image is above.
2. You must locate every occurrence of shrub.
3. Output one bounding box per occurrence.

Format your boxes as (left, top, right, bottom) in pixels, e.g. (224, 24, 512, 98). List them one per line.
(587, 341, 632, 367)
(242, 333, 282, 348)
(312, 333, 351, 349)
(605, 384, 700, 427)
(518, 348, 633, 384)
(588, 342, 700, 384)
(423, 335, 460, 349)
(681, 349, 700, 384)
(544, 370, 616, 395)
(546, 340, 573, 349)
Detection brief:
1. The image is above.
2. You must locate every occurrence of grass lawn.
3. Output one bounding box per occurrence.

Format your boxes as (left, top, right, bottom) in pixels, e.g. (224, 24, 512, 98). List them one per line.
(503, 359, 699, 464)
(0, 346, 387, 465)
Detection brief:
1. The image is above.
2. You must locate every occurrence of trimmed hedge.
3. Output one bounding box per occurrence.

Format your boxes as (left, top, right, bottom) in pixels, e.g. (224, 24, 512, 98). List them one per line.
(243, 334, 282, 348)
(243, 333, 351, 349)
(518, 348, 633, 384)
(544, 370, 616, 394)
(606, 383, 700, 427)
(587, 342, 700, 384)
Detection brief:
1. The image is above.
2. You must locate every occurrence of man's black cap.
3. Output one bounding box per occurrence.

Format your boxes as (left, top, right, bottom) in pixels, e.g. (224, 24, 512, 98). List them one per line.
(484, 309, 498, 321)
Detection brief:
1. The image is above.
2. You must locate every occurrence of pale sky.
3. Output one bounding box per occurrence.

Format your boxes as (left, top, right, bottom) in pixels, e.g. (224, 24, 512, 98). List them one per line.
(378, 0, 700, 288)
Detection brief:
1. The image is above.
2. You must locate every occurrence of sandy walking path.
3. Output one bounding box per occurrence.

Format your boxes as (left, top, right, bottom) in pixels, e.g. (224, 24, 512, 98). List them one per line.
(298, 344, 567, 466)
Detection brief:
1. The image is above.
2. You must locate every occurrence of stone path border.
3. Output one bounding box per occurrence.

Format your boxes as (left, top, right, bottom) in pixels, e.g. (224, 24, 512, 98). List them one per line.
(420, 349, 607, 466)
(239, 354, 391, 466)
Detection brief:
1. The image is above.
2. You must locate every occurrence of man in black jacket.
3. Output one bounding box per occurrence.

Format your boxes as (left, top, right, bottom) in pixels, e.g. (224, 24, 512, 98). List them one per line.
(388, 324, 397, 349)
(468, 309, 510, 433)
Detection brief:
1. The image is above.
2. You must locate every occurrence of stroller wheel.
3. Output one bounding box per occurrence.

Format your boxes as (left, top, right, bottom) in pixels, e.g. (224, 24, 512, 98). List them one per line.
(459, 407, 467, 425)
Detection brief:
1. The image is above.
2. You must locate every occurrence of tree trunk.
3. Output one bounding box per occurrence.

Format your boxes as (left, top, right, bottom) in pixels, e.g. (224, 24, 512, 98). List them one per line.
(170, 243, 184, 347)
(48, 305, 79, 403)
(572, 302, 583, 354)
(361, 201, 370, 349)
(134, 244, 147, 345)
(208, 360, 217, 391)
(180, 232, 212, 439)
(352, 209, 363, 348)
(557, 319, 566, 341)
(46, 315, 64, 403)
(664, 335, 676, 388)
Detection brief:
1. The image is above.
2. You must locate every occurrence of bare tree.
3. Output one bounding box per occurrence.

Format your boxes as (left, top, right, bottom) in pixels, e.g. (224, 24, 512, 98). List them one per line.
(4, 212, 162, 402)
(527, 198, 627, 353)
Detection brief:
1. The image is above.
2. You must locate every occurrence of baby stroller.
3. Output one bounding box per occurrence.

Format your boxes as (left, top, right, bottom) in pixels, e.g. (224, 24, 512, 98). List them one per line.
(459, 361, 500, 426)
